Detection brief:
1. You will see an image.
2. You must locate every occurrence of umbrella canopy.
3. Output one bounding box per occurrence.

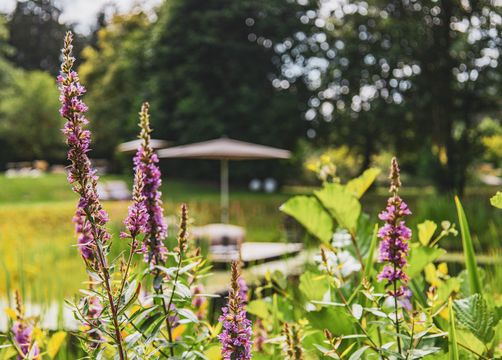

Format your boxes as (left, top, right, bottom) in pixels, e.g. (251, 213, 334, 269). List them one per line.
(157, 137, 291, 223)
(156, 137, 290, 160)
(117, 139, 170, 153)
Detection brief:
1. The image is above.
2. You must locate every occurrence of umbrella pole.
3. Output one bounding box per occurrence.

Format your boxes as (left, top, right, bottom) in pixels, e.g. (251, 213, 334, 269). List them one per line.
(221, 159, 229, 223)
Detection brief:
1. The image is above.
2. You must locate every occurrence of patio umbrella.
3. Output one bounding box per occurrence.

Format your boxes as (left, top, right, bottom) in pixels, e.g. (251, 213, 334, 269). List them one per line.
(117, 139, 170, 153)
(156, 137, 291, 223)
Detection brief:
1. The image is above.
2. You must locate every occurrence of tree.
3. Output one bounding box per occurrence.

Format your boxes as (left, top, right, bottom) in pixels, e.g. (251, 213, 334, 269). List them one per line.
(0, 70, 63, 162)
(79, 12, 152, 159)
(7, 0, 84, 75)
(146, 0, 310, 180)
(278, 0, 502, 193)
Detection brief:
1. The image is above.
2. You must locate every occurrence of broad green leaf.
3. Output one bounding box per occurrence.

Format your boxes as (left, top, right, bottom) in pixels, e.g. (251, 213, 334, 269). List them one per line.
(47, 331, 67, 359)
(407, 244, 446, 279)
(247, 299, 270, 319)
(490, 191, 502, 209)
(417, 220, 437, 246)
(314, 183, 361, 233)
(299, 271, 329, 302)
(346, 168, 381, 198)
(280, 196, 333, 243)
(363, 224, 379, 280)
(456, 330, 486, 357)
(454, 196, 482, 294)
(306, 307, 354, 335)
(448, 298, 459, 360)
(453, 294, 496, 343)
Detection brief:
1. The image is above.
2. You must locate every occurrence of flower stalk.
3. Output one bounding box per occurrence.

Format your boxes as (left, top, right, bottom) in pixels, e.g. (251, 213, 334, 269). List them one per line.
(164, 203, 189, 356)
(219, 261, 253, 360)
(377, 157, 412, 354)
(58, 31, 126, 360)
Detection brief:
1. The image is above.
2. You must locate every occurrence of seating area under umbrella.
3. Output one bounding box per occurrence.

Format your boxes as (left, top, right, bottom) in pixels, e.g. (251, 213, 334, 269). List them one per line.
(156, 137, 291, 223)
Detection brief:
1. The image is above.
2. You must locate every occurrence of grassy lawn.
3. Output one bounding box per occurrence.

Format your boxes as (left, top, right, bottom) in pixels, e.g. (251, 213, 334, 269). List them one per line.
(1, 173, 501, 304)
(0, 174, 288, 302)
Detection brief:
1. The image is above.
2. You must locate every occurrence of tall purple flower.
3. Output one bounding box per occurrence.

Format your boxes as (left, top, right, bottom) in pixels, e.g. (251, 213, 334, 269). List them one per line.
(57, 31, 110, 262)
(121, 169, 148, 240)
(58, 32, 126, 359)
(134, 102, 168, 268)
(377, 157, 411, 354)
(12, 323, 40, 359)
(219, 261, 253, 360)
(377, 157, 412, 297)
(12, 291, 40, 360)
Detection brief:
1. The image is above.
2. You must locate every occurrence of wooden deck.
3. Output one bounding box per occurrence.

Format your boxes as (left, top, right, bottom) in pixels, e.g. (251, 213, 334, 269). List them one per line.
(210, 242, 303, 263)
(206, 247, 313, 294)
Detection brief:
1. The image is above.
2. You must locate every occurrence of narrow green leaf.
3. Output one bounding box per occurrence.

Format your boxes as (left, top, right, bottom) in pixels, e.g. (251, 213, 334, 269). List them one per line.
(448, 298, 459, 360)
(280, 196, 333, 243)
(363, 224, 379, 280)
(454, 196, 482, 294)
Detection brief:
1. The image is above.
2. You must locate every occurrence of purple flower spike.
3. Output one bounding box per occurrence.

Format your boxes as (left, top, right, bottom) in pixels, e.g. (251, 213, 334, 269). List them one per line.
(218, 261, 253, 360)
(12, 323, 40, 360)
(57, 32, 110, 262)
(12, 291, 40, 359)
(377, 158, 412, 296)
(134, 103, 168, 268)
(122, 169, 149, 239)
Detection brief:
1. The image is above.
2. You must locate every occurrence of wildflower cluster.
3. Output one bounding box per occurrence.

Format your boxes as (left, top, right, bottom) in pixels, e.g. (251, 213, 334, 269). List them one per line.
(121, 168, 148, 240)
(377, 157, 412, 298)
(134, 102, 168, 268)
(282, 323, 303, 360)
(57, 32, 110, 263)
(219, 261, 253, 360)
(11, 291, 40, 360)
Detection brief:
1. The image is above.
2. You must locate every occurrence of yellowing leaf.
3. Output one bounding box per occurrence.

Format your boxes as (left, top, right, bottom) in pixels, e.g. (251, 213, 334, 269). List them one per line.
(205, 345, 222, 360)
(424, 264, 440, 287)
(490, 191, 502, 209)
(417, 220, 437, 246)
(4, 307, 16, 321)
(346, 168, 381, 198)
(47, 331, 67, 359)
(438, 262, 448, 276)
(172, 324, 187, 340)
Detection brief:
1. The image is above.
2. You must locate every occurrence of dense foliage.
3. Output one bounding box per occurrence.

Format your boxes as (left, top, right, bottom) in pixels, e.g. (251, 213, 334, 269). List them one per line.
(1, 33, 502, 360)
(278, 0, 502, 193)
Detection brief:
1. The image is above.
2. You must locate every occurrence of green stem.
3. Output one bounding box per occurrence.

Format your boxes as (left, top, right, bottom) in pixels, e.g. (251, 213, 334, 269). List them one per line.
(393, 263, 402, 355)
(164, 250, 184, 356)
(116, 239, 137, 309)
(84, 212, 126, 360)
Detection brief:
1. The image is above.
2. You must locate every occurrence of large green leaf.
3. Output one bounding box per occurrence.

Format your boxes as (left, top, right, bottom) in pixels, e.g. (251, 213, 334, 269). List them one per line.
(306, 307, 354, 335)
(490, 191, 502, 209)
(407, 243, 446, 279)
(314, 183, 361, 233)
(345, 168, 381, 199)
(280, 195, 333, 243)
(299, 271, 330, 302)
(417, 220, 437, 247)
(453, 294, 497, 343)
(448, 298, 459, 360)
(454, 196, 482, 294)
